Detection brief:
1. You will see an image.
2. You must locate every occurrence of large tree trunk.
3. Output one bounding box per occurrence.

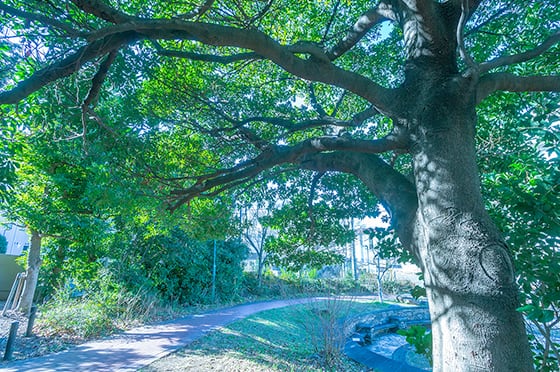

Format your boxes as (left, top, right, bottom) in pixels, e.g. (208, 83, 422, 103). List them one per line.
(18, 230, 42, 316)
(301, 78, 535, 370)
(404, 73, 533, 371)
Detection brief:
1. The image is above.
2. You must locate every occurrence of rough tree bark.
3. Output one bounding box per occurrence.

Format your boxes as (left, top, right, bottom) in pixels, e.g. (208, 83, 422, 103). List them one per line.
(404, 76, 533, 371)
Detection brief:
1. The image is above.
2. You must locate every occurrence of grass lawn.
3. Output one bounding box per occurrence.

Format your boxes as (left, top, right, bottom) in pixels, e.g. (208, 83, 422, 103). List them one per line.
(142, 297, 386, 371)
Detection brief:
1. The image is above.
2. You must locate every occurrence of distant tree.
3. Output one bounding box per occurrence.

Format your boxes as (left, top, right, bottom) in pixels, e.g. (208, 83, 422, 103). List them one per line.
(241, 202, 271, 287)
(0, 119, 18, 203)
(2, 132, 111, 314)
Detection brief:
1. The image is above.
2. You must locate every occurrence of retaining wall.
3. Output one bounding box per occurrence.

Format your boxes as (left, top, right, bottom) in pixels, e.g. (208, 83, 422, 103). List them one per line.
(345, 305, 430, 335)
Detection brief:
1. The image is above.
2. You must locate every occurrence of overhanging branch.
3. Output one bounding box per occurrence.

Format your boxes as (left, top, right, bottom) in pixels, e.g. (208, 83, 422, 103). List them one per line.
(168, 134, 407, 210)
(326, 1, 396, 60)
(299, 151, 418, 253)
(157, 49, 262, 63)
(1, 19, 399, 115)
(479, 31, 560, 74)
(477, 73, 560, 104)
(0, 32, 138, 105)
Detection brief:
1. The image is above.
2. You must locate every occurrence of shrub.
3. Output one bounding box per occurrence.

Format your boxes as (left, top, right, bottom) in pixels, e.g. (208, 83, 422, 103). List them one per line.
(113, 228, 247, 305)
(37, 270, 168, 340)
(357, 271, 415, 295)
(397, 325, 433, 366)
(297, 297, 357, 370)
(38, 288, 116, 339)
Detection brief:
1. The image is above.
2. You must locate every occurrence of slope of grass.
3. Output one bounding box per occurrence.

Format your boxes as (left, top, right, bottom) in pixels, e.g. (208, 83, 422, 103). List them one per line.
(143, 297, 385, 371)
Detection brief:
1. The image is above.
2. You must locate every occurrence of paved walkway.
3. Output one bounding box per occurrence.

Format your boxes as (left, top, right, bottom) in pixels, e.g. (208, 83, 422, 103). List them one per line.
(0, 298, 318, 372)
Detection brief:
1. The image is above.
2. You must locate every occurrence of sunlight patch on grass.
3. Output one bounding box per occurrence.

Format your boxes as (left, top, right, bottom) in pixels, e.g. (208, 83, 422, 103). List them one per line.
(143, 299, 384, 371)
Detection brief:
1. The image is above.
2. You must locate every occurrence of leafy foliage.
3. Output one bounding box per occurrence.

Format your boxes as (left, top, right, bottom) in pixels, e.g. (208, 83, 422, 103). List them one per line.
(478, 91, 560, 370)
(397, 325, 433, 366)
(115, 227, 247, 305)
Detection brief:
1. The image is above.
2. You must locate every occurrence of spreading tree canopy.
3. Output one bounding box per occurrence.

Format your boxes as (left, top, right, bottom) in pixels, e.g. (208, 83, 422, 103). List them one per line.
(0, 1, 558, 370)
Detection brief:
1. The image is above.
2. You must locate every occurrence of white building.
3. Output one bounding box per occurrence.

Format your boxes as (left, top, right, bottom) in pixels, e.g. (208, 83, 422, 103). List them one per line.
(0, 215, 29, 256)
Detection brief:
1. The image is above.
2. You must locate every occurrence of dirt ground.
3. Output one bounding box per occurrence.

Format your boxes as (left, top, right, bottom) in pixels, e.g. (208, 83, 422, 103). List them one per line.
(0, 303, 72, 362)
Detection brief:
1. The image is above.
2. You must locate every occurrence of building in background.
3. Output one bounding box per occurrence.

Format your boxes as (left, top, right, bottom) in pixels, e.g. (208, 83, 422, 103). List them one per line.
(0, 214, 29, 256)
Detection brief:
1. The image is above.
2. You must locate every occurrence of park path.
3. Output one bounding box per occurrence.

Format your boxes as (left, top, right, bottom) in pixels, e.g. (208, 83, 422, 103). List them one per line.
(0, 297, 324, 372)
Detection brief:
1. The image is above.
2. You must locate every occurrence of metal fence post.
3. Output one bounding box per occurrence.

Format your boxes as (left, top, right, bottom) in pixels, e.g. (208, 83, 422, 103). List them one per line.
(3, 321, 19, 361)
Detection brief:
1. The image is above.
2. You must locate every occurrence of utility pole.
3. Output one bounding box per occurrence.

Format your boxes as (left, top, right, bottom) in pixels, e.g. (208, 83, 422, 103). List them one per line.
(359, 227, 365, 263)
(211, 239, 217, 303)
(351, 218, 358, 280)
(364, 228, 383, 303)
(376, 249, 383, 303)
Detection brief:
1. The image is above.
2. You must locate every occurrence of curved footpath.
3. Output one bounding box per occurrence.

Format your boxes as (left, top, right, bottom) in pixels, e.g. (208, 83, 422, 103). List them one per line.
(0, 298, 324, 372)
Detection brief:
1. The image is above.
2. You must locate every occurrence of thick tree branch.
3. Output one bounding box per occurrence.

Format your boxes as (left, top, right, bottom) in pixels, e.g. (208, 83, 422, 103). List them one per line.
(188, 112, 378, 146)
(168, 134, 407, 210)
(70, 0, 138, 24)
(457, 0, 478, 71)
(299, 151, 418, 252)
(0, 32, 137, 105)
(479, 31, 560, 74)
(1, 20, 399, 115)
(82, 49, 119, 108)
(0, 3, 85, 37)
(228, 111, 378, 134)
(299, 135, 407, 154)
(157, 49, 262, 64)
(326, 1, 396, 60)
(477, 73, 560, 104)
(352, 106, 379, 125)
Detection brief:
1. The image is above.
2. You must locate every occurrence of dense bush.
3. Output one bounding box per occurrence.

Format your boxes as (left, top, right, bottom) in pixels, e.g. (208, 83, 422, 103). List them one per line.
(241, 270, 370, 300)
(34, 223, 248, 339)
(37, 270, 167, 339)
(116, 228, 247, 305)
(36, 222, 248, 305)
